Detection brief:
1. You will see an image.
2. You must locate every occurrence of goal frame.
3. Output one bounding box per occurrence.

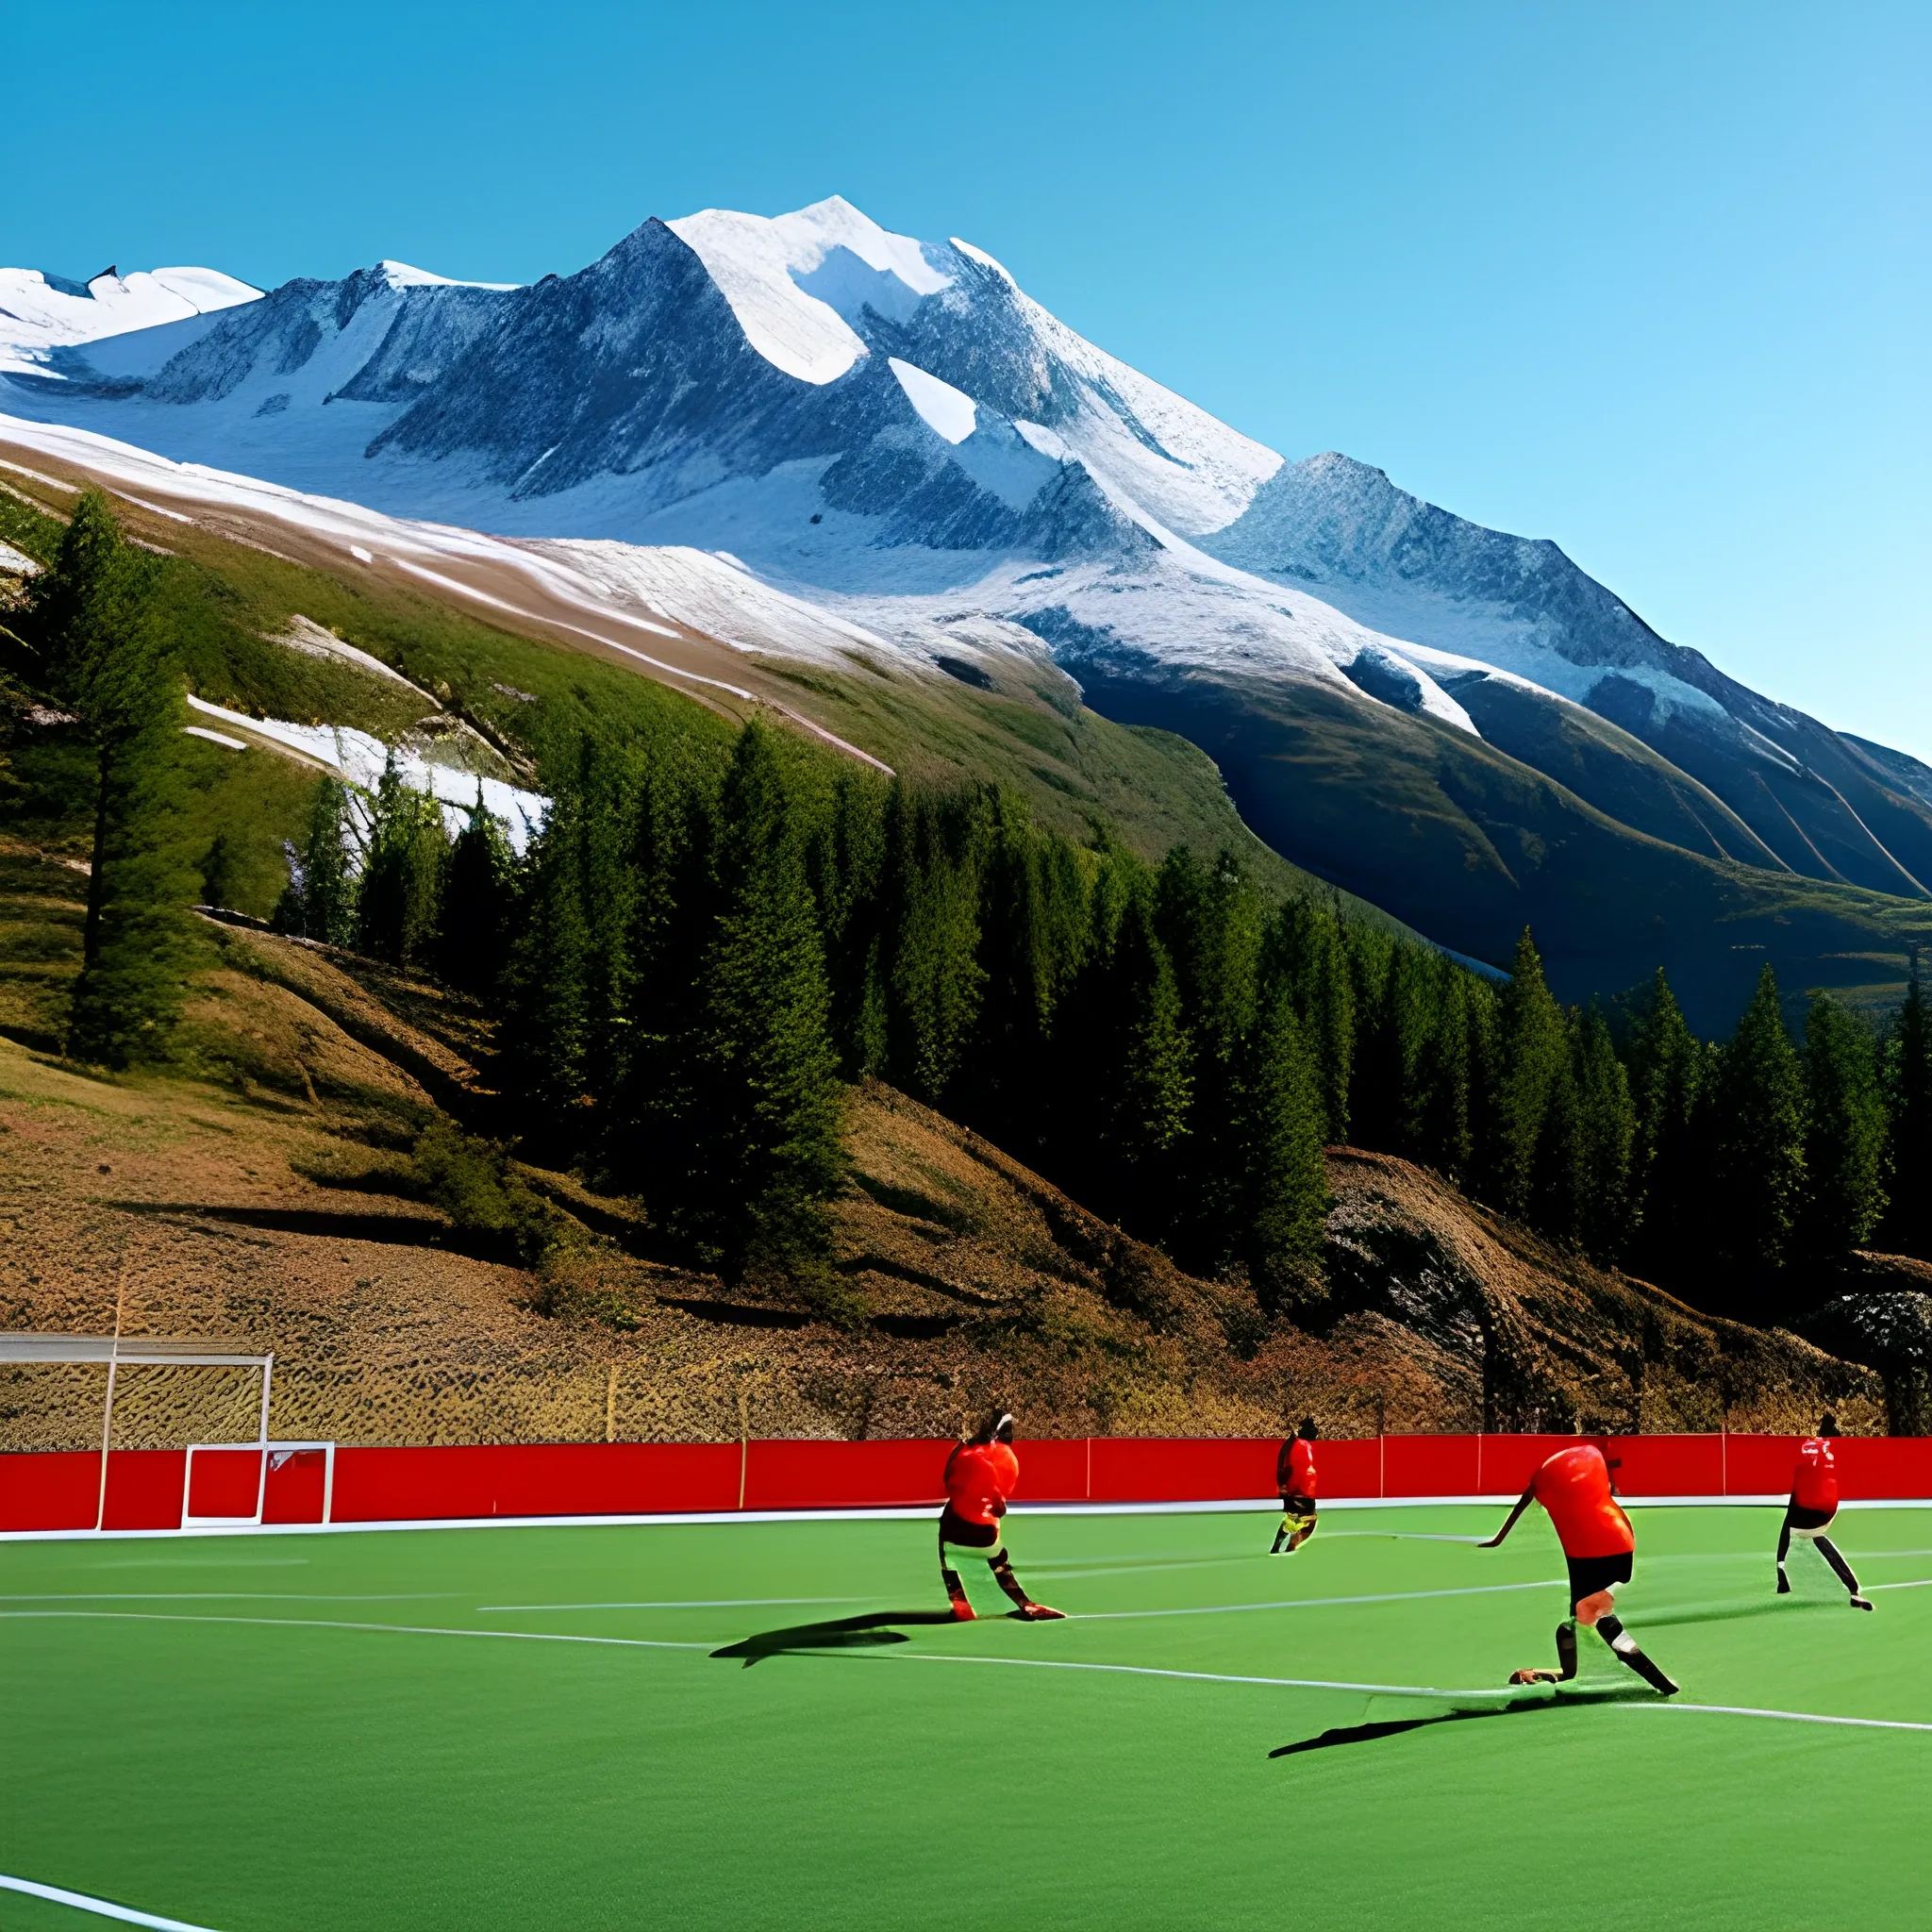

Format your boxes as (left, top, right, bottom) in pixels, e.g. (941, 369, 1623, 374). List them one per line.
(182, 1439, 337, 1528)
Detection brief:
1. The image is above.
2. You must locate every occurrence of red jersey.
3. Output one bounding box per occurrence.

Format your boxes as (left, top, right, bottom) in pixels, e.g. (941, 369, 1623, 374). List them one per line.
(1792, 1438, 1839, 1514)
(944, 1440, 1019, 1526)
(1531, 1445, 1633, 1559)
(1278, 1438, 1317, 1500)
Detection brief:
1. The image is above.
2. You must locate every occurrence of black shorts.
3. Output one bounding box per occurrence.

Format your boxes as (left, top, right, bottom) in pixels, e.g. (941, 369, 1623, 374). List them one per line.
(1565, 1552, 1632, 1612)
(938, 1507, 999, 1550)
(1280, 1493, 1317, 1519)
(1784, 1503, 1837, 1534)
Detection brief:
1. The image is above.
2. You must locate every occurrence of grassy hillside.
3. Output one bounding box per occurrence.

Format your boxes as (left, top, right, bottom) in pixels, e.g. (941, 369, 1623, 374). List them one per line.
(0, 462, 1410, 935)
(0, 935, 1877, 1452)
(1075, 662, 1932, 1029)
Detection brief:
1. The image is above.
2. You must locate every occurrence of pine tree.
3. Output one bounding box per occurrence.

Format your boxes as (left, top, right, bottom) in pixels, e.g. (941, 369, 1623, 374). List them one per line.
(353, 754, 447, 970)
(1158, 847, 1263, 1271)
(1570, 1004, 1637, 1264)
(1879, 956, 1931, 1258)
(1623, 968, 1707, 1284)
(1096, 890, 1193, 1236)
(1414, 955, 1475, 1185)
(31, 494, 193, 1067)
(436, 791, 517, 993)
(494, 782, 595, 1158)
(881, 785, 988, 1106)
(957, 791, 1078, 1160)
(672, 721, 846, 1282)
(1267, 896, 1354, 1143)
(1352, 940, 1434, 1161)
(1490, 928, 1571, 1222)
(1707, 964, 1807, 1291)
(811, 770, 890, 1077)
(280, 777, 356, 946)
(197, 831, 237, 911)
(1233, 989, 1331, 1311)
(1801, 993, 1890, 1260)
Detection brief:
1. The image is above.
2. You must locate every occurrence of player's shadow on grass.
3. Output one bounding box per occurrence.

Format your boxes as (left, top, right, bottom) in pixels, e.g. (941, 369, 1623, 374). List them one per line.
(711, 1611, 961, 1667)
(1642, 1596, 1827, 1630)
(1270, 1685, 1648, 1757)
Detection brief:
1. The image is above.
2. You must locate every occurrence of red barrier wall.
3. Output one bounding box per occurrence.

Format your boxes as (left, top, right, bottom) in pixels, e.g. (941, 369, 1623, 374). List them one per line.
(7, 1433, 1932, 1530)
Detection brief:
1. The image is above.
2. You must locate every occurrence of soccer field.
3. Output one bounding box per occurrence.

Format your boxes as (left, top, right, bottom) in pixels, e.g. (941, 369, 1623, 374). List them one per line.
(2, 1503, 1927, 1930)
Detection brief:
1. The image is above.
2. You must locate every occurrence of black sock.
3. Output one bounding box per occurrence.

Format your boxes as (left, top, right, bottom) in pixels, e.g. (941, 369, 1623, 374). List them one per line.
(988, 1552, 1033, 1609)
(1556, 1620, 1578, 1681)
(1596, 1614, 1676, 1694)
(1814, 1537, 1862, 1596)
(1775, 1518, 1793, 1569)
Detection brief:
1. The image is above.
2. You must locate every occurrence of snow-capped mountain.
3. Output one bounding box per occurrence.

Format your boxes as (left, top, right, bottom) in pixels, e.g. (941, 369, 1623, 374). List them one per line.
(4, 197, 1926, 1015)
(0, 263, 260, 380)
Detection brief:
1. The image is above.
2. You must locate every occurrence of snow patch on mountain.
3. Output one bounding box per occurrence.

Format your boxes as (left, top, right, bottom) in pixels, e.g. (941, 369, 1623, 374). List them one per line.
(0, 264, 259, 378)
(668, 196, 952, 386)
(890, 358, 975, 443)
(371, 260, 519, 291)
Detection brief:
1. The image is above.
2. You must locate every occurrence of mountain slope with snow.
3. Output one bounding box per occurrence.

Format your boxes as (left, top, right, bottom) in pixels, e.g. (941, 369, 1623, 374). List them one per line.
(0, 264, 259, 379)
(4, 198, 1927, 1020)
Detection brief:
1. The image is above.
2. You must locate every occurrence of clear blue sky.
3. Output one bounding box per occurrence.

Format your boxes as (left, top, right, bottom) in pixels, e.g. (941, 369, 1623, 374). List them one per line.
(9, 1, 1929, 758)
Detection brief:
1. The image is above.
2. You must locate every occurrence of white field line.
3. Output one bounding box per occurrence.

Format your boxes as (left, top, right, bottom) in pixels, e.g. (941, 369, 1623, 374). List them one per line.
(1630, 1704, 1932, 1734)
(0, 1610, 709, 1651)
(1069, 1579, 1567, 1621)
(0, 1872, 224, 1930)
(8, 1495, 1932, 1545)
(867, 1652, 1932, 1733)
(0, 1591, 464, 1604)
(476, 1597, 860, 1612)
(11, 1608, 1930, 1738)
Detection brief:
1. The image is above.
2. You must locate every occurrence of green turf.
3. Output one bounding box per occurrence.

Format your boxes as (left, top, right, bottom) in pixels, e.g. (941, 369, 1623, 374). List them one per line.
(3, 1504, 1927, 1930)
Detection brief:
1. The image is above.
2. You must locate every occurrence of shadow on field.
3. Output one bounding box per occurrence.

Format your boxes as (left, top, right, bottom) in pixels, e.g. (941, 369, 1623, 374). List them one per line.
(1271, 1684, 1649, 1758)
(711, 1611, 961, 1667)
(1641, 1596, 1827, 1631)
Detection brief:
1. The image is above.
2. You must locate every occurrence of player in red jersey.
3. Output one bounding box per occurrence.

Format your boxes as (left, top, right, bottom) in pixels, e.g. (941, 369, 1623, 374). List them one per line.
(938, 1412, 1063, 1623)
(1270, 1418, 1319, 1554)
(1777, 1415, 1872, 1608)
(1480, 1441, 1677, 1695)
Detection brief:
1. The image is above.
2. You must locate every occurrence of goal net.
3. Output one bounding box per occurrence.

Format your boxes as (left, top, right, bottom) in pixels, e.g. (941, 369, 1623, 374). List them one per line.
(0, 1332, 334, 1529)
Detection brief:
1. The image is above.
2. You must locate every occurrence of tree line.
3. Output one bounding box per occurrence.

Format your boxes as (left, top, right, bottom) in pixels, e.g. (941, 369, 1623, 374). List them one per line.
(16, 492, 1932, 1324)
(281, 709, 1932, 1320)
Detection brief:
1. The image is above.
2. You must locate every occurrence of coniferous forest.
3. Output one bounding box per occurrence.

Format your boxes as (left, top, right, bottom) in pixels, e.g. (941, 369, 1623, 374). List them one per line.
(11, 494, 1932, 1329)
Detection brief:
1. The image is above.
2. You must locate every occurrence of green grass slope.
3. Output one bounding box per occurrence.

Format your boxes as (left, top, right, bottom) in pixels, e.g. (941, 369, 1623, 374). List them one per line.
(1075, 663, 1932, 1029)
(0, 468, 1411, 938)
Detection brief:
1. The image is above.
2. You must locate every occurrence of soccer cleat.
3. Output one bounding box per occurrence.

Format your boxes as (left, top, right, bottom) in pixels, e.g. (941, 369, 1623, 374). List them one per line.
(1508, 1669, 1559, 1686)
(1775, 1569, 1790, 1594)
(949, 1600, 976, 1622)
(1850, 1594, 1874, 1611)
(1014, 1602, 1065, 1621)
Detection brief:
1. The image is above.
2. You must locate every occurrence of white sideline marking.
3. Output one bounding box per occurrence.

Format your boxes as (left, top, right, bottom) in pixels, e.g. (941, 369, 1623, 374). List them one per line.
(1632, 1704, 1932, 1734)
(870, 1653, 1932, 1733)
(1070, 1579, 1565, 1622)
(0, 1872, 225, 1929)
(0, 1610, 709, 1651)
(873, 1651, 1530, 1698)
(1867, 1578, 1932, 1591)
(13, 1493, 1892, 1542)
(477, 1597, 858, 1612)
(0, 1592, 461, 1604)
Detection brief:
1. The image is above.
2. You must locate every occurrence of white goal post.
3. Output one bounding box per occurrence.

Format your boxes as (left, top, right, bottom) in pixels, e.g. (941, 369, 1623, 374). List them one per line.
(0, 1331, 332, 1529)
(182, 1440, 336, 1528)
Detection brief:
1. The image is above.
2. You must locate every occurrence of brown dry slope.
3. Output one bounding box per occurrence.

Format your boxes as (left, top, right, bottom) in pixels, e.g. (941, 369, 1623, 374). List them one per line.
(0, 917, 1881, 1450)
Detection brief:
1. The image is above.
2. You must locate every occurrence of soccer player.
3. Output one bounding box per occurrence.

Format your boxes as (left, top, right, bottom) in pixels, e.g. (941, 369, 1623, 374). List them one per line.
(1776, 1415, 1872, 1609)
(938, 1412, 1063, 1623)
(1479, 1441, 1677, 1696)
(1270, 1417, 1319, 1554)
